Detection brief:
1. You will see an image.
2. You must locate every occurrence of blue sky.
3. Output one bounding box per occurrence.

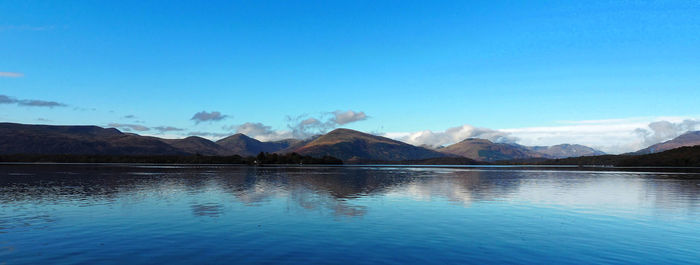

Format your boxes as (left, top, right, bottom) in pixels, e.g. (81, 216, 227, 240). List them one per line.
(1, 1, 699, 152)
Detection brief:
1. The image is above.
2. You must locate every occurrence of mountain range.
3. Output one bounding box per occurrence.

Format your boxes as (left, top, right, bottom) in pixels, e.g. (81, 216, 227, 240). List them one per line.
(436, 138, 605, 162)
(1, 122, 698, 163)
(0, 123, 186, 156)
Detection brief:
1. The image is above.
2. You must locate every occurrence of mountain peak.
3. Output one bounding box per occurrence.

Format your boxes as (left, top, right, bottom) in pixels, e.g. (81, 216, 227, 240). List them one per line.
(218, 133, 252, 140)
(443, 136, 605, 161)
(326, 128, 364, 135)
(460, 138, 493, 144)
(183, 136, 210, 142)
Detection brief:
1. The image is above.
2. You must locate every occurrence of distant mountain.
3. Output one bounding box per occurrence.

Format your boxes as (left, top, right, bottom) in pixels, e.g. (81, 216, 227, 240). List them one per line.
(439, 138, 605, 161)
(272, 138, 308, 153)
(291, 128, 448, 162)
(527, 144, 605, 159)
(215, 133, 298, 156)
(439, 138, 542, 162)
(632, 131, 700, 155)
(161, 136, 231, 156)
(0, 123, 186, 155)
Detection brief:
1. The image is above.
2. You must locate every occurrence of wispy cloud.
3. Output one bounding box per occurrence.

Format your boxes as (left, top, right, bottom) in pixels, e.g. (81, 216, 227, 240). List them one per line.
(227, 122, 294, 141)
(0, 94, 67, 108)
(191, 111, 228, 124)
(153, 126, 184, 133)
(0, 95, 14, 104)
(0, 72, 24, 78)
(18, 99, 66, 107)
(213, 109, 369, 141)
(72, 107, 97, 112)
(107, 123, 186, 134)
(286, 109, 369, 138)
(187, 131, 231, 138)
(108, 123, 150, 132)
(384, 125, 517, 148)
(123, 115, 136, 119)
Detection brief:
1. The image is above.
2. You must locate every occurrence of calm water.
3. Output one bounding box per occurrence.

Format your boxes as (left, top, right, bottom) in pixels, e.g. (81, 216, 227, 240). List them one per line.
(1, 164, 699, 264)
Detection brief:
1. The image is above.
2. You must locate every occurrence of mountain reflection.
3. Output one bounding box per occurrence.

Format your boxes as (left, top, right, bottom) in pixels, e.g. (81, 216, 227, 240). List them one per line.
(191, 203, 224, 217)
(1, 165, 699, 218)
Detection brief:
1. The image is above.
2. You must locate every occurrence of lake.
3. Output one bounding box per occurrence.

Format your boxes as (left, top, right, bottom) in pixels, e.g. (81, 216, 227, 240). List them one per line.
(1, 164, 699, 264)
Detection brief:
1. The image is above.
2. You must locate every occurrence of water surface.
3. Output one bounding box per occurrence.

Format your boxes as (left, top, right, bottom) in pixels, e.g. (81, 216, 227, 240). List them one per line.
(1, 164, 699, 264)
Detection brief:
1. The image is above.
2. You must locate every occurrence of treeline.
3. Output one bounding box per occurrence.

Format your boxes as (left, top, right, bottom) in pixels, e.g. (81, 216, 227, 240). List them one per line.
(532, 145, 700, 167)
(253, 152, 342, 165)
(0, 152, 343, 165)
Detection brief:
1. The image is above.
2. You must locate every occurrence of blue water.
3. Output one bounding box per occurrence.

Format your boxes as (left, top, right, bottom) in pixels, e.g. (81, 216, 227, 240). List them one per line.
(1, 164, 699, 264)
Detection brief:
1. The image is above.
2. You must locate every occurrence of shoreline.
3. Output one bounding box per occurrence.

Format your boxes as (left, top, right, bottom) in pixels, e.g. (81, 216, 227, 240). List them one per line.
(2, 162, 700, 174)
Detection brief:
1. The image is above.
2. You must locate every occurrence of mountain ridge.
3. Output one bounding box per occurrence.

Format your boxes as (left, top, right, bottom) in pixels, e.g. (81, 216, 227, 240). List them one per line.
(632, 131, 700, 155)
(290, 128, 451, 162)
(438, 139, 606, 162)
(0, 122, 187, 155)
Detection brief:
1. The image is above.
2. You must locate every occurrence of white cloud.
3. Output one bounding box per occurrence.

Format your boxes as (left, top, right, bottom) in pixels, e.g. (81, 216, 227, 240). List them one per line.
(501, 123, 643, 154)
(213, 110, 368, 142)
(384, 125, 517, 148)
(502, 117, 700, 153)
(108, 123, 150, 132)
(633, 119, 700, 146)
(384, 116, 700, 154)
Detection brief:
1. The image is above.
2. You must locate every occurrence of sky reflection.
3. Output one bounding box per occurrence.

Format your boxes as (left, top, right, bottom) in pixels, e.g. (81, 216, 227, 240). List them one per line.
(1, 164, 699, 264)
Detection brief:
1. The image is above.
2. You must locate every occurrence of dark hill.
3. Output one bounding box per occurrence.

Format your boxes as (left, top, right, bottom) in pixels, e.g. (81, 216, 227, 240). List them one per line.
(439, 138, 542, 162)
(291, 128, 448, 162)
(536, 145, 700, 167)
(0, 122, 186, 155)
(162, 136, 231, 156)
(216, 133, 297, 156)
